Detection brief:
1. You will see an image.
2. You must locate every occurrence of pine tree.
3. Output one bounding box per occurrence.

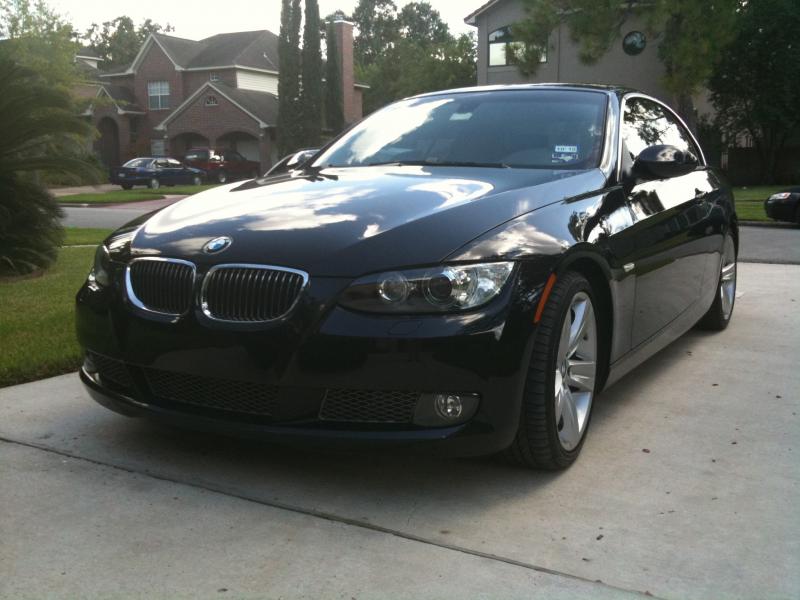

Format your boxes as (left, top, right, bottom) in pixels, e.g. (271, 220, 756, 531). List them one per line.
(300, 0, 323, 147)
(277, 0, 303, 156)
(324, 19, 344, 134)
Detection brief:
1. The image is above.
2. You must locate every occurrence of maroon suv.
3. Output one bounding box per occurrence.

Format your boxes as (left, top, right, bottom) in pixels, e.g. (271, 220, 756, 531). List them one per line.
(183, 148, 261, 183)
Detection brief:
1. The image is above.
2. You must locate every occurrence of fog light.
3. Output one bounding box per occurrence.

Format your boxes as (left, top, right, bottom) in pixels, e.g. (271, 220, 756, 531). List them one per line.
(435, 394, 463, 419)
(413, 392, 480, 426)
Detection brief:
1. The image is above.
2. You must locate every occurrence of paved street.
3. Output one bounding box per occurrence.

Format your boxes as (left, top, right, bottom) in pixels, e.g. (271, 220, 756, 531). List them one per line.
(739, 224, 800, 264)
(1, 262, 797, 599)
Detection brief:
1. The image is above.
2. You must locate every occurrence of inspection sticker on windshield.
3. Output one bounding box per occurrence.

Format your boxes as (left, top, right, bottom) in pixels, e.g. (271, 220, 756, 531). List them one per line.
(552, 144, 579, 163)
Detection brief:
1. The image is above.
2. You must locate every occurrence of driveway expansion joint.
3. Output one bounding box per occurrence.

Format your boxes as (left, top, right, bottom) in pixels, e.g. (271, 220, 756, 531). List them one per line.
(0, 434, 663, 600)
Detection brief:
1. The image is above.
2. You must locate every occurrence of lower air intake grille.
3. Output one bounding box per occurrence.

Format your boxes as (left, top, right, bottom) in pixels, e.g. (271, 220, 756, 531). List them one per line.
(319, 389, 420, 423)
(128, 259, 195, 315)
(202, 265, 306, 322)
(144, 368, 278, 416)
(88, 352, 133, 390)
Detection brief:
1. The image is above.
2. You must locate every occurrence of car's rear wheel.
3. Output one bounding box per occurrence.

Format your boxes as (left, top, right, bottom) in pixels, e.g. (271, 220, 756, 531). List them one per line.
(505, 272, 598, 469)
(192, 175, 202, 186)
(216, 170, 227, 184)
(148, 178, 160, 190)
(697, 234, 737, 331)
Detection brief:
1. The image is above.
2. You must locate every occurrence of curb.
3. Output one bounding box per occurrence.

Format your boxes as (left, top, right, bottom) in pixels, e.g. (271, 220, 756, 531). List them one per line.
(739, 220, 798, 229)
(58, 195, 187, 208)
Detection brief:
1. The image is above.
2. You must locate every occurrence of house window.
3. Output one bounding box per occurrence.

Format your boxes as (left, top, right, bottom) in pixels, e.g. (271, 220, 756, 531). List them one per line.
(209, 73, 220, 82)
(147, 80, 170, 110)
(488, 25, 546, 67)
(150, 139, 166, 157)
(205, 95, 219, 106)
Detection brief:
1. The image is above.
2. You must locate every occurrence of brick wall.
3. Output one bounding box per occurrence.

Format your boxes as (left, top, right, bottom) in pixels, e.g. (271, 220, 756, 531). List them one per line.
(165, 90, 272, 170)
(135, 41, 184, 151)
(334, 21, 360, 124)
(182, 69, 237, 97)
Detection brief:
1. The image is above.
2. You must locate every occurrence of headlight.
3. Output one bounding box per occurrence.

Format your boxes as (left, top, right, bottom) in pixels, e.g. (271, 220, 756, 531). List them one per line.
(769, 192, 791, 200)
(88, 244, 111, 288)
(339, 262, 515, 313)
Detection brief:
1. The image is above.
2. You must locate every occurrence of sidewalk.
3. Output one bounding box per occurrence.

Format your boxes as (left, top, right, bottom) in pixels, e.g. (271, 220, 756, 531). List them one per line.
(49, 184, 119, 198)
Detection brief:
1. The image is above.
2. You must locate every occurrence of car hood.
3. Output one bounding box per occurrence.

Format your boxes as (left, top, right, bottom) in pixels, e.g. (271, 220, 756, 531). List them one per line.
(130, 166, 605, 276)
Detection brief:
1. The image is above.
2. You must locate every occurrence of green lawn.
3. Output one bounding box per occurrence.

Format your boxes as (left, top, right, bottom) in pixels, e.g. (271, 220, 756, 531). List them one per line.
(732, 186, 791, 222)
(64, 228, 114, 246)
(57, 183, 221, 204)
(58, 190, 164, 204)
(0, 246, 94, 387)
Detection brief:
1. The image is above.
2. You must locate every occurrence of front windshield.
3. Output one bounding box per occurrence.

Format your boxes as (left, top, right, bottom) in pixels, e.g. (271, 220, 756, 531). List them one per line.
(315, 90, 608, 170)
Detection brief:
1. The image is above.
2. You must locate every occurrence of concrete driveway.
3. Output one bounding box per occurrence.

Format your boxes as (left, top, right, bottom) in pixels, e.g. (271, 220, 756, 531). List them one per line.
(1, 262, 798, 599)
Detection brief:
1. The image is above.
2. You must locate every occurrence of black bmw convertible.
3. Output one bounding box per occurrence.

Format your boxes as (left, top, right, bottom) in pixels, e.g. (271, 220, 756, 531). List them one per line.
(77, 84, 738, 469)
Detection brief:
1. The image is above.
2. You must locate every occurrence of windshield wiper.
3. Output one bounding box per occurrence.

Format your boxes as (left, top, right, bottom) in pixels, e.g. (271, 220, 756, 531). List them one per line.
(362, 160, 511, 169)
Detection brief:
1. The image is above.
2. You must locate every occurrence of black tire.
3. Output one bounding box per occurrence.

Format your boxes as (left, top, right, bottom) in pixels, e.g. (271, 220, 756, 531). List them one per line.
(504, 271, 599, 470)
(216, 170, 228, 184)
(121, 184, 132, 190)
(697, 234, 737, 331)
(148, 178, 160, 190)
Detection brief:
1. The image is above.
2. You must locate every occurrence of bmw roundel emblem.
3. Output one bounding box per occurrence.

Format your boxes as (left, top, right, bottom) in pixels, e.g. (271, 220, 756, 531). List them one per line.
(203, 236, 232, 254)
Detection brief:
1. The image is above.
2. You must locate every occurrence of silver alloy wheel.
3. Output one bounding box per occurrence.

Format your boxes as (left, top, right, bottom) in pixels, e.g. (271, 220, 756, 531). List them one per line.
(149, 178, 159, 189)
(554, 291, 597, 451)
(720, 237, 737, 320)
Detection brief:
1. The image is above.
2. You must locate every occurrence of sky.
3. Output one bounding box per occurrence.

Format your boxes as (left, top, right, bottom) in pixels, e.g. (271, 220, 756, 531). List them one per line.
(48, 0, 479, 40)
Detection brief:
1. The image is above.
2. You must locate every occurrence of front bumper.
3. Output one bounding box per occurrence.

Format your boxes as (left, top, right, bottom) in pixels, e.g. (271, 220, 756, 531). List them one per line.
(75, 265, 542, 456)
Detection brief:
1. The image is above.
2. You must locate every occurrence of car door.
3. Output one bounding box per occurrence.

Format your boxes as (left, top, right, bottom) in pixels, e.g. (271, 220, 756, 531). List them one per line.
(167, 158, 189, 184)
(620, 96, 716, 347)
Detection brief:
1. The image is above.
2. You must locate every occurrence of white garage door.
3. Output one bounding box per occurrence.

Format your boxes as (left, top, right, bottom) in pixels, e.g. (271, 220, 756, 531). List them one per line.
(236, 140, 260, 162)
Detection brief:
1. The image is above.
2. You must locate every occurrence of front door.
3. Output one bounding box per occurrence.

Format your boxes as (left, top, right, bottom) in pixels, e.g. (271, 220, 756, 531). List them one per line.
(621, 97, 715, 347)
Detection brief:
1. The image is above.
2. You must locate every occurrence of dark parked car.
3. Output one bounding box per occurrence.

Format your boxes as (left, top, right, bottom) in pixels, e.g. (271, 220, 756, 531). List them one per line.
(183, 148, 260, 183)
(110, 157, 204, 190)
(77, 85, 738, 469)
(764, 186, 800, 224)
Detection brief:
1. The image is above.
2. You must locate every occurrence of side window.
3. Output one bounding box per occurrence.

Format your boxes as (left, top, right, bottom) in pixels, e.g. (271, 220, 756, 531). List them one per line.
(622, 97, 700, 163)
(167, 158, 181, 167)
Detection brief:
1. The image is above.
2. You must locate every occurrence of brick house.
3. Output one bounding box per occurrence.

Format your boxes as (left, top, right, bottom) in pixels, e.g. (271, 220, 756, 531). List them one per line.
(81, 22, 364, 170)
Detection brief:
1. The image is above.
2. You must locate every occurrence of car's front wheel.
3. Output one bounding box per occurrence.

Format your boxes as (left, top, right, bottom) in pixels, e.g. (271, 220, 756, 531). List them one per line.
(192, 175, 202, 186)
(148, 178, 160, 190)
(505, 272, 599, 469)
(216, 170, 227, 183)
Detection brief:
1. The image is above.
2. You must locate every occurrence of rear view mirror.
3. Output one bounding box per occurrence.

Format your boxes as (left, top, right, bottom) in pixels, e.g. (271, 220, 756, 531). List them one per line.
(633, 145, 698, 181)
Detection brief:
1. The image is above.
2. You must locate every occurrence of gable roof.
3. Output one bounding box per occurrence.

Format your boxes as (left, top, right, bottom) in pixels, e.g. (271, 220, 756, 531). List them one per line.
(464, 0, 503, 25)
(155, 81, 278, 130)
(101, 30, 280, 77)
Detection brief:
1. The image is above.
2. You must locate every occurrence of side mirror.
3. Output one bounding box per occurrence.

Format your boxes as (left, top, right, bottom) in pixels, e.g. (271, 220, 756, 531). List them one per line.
(632, 145, 698, 181)
(286, 149, 319, 170)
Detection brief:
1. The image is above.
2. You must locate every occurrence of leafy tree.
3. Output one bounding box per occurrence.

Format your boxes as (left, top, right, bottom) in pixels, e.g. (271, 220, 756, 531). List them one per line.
(277, 0, 303, 156)
(398, 2, 449, 47)
(0, 57, 99, 275)
(511, 0, 740, 129)
(300, 0, 322, 147)
(0, 0, 79, 89)
(352, 0, 398, 67)
(83, 16, 173, 69)
(324, 19, 344, 134)
(354, 1, 477, 114)
(709, 0, 800, 184)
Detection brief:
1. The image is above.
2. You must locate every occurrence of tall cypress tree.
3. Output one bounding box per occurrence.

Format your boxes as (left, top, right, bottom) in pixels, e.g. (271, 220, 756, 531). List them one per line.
(300, 0, 323, 147)
(277, 0, 302, 156)
(324, 19, 344, 134)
